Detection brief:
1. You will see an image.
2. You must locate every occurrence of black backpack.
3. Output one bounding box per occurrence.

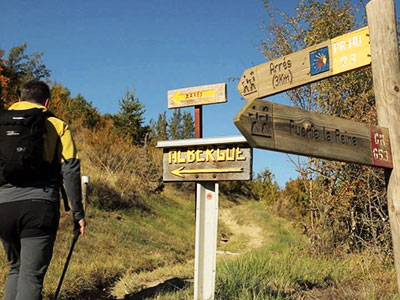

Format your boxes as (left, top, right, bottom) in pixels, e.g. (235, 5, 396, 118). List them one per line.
(0, 108, 58, 185)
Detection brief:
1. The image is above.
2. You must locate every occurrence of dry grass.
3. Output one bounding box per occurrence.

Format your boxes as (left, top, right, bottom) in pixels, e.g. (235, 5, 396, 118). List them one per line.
(0, 125, 398, 299)
(0, 186, 196, 299)
(149, 201, 399, 300)
(111, 259, 193, 298)
(75, 126, 164, 210)
(0, 188, 397, 300)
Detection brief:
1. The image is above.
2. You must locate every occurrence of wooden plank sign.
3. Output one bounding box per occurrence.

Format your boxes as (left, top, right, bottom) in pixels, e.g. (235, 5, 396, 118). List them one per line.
(167, 83, 227, 109)
(238, 27, 371, 101)
(234, 98, 392, 168)
(157, 136, 252, 181)
(331, 27, 372, 75)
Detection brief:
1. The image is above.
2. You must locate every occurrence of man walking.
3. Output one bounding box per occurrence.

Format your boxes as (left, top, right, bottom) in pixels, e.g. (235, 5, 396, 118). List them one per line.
(0, 80, 86, 300)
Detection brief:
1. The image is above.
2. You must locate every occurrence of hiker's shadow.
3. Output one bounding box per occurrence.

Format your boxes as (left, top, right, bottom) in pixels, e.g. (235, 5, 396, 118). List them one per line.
(123, 277, 190, 300)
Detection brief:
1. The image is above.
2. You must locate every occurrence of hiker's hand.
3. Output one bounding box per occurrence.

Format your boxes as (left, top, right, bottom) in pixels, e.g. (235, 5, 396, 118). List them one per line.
(78, 218, 87, 236)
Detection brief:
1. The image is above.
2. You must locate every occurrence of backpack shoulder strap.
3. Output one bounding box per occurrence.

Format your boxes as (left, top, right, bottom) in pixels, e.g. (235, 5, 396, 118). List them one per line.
(43, 110, 70, 211)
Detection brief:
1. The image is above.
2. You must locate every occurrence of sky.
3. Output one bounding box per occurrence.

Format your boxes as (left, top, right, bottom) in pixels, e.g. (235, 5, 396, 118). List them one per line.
(1, 0, 399, 187)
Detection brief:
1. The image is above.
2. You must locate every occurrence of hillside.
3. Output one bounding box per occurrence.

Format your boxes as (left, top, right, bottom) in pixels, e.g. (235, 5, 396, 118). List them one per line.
(142, 199, 398, 300)
(0, 185, 396, 299)
(0, 185, 196, 299)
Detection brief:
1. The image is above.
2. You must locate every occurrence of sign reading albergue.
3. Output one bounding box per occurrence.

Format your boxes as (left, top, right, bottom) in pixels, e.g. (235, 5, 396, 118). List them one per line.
(157, 136, 252, 181)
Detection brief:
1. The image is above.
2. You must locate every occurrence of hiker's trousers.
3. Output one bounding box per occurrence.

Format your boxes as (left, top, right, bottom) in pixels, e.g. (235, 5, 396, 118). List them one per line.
(0, 200, 60, 300)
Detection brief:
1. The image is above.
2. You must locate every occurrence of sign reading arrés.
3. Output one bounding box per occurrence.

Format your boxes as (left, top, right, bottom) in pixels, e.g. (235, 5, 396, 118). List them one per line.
(238, 27, 371, 101)
(157, 136, 252, 181)
(167, 83, 227, 109)
(234, 98, 392, 168)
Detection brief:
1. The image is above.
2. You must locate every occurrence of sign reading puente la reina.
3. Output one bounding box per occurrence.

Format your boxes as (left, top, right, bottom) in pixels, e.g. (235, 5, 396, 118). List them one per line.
(238, 27, 371, 100)
(234, 98, 393, 169)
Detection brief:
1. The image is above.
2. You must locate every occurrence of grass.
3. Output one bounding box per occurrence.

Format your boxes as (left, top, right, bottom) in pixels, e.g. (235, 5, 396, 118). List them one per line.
(151, 201, 399, 300)
(0, 186, 196, 299)
(0, 191, 398, 299)
(215, 248, 342, 299)
(111, 260, 194, 298)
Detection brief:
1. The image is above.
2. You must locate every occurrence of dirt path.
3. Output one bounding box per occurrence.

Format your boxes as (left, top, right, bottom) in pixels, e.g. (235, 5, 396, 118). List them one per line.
(218, 206, 264, 254)
(111, 205, 266, 298)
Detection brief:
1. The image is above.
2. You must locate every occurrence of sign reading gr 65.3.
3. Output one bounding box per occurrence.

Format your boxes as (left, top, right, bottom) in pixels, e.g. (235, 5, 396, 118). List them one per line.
(238, 27, 371, 101)
(167, 83, 227, 109)
(234, 98, 393, 169)
(157, 136, 252, 182)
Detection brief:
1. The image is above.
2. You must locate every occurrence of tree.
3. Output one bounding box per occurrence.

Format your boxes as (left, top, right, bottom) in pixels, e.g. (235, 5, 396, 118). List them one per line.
(149, 111, 168, 140)
(167, 109, 194, 140)
(0, 50, 10, 108)
(67, 94, 101, 129)
(260, 0, 390, 255)
(181, 111, 195, 139)
(168, 109, 182, 140)
(149, 119, 156, 139)
(113, 89, 149, 144)
(252, 168, 280, 203)
(0, 44, 51, 107)
(49, 83, 70, 120)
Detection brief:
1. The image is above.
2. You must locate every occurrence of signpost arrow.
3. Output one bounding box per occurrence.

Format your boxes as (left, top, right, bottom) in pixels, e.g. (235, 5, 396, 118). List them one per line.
(157, 136, 252, 182)
(234, 98, 393, 168)
(171, 90, 217, 105)
(231, 0, 400, 294)
(238, 27, 371, 101)
(171, 167, 244, 177)
(168, 83, 227, 109)
(171, 91, 185, 105)
(158, 136, 252, 300)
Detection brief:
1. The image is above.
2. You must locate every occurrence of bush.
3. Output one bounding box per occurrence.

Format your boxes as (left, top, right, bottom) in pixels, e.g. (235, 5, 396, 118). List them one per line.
(74, 122, 164, 210)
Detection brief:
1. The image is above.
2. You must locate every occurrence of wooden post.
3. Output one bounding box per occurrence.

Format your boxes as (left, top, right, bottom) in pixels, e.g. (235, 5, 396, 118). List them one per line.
(195, 105, 203, 138)
(194, 182, 219, 300)
(366, 0, 400, 293)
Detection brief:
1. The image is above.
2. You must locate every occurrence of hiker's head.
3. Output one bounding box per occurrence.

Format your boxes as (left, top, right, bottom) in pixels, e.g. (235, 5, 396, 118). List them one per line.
(20, 80, 50, 106)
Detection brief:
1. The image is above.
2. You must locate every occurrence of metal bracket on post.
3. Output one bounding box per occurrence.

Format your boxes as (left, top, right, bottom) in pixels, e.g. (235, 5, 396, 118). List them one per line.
(194, 182, 219, 300)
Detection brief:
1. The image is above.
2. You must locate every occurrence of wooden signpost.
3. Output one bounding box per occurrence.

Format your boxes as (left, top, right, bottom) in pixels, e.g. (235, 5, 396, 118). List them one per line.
(159, 0, 399, 297)
(237, 27, 371, 101)
(159, 136, 252, 182)
(168, 82, 227, 138)
(168, 83, 227, 109)
(165, 82, 240, 300)
(234, 98, 393, 168)
(157, 136, 251, 300)
(366, 0, 400, 293)
(233, 0, 400, 293)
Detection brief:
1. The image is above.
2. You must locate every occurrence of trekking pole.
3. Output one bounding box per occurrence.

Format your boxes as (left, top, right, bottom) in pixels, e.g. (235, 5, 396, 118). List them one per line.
(54, 176, 89, 299)
(53, 224, 80, 300)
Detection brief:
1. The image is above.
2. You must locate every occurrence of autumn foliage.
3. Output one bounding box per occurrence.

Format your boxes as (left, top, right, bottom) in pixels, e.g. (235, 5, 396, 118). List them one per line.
(0, 44, 164, 211)
(1, 4, 397, 261)
(259, 0, 395, 260)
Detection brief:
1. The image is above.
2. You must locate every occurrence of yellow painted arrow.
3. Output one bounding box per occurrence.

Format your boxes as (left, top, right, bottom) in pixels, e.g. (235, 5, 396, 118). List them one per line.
(171, 92, 184, 104)
(171, 166, 244, 178)
(171, 89, 216, 104)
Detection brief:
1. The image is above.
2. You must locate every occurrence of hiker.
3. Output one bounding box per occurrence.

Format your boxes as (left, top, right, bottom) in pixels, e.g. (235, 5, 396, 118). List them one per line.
(0, 80, 87, 300)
